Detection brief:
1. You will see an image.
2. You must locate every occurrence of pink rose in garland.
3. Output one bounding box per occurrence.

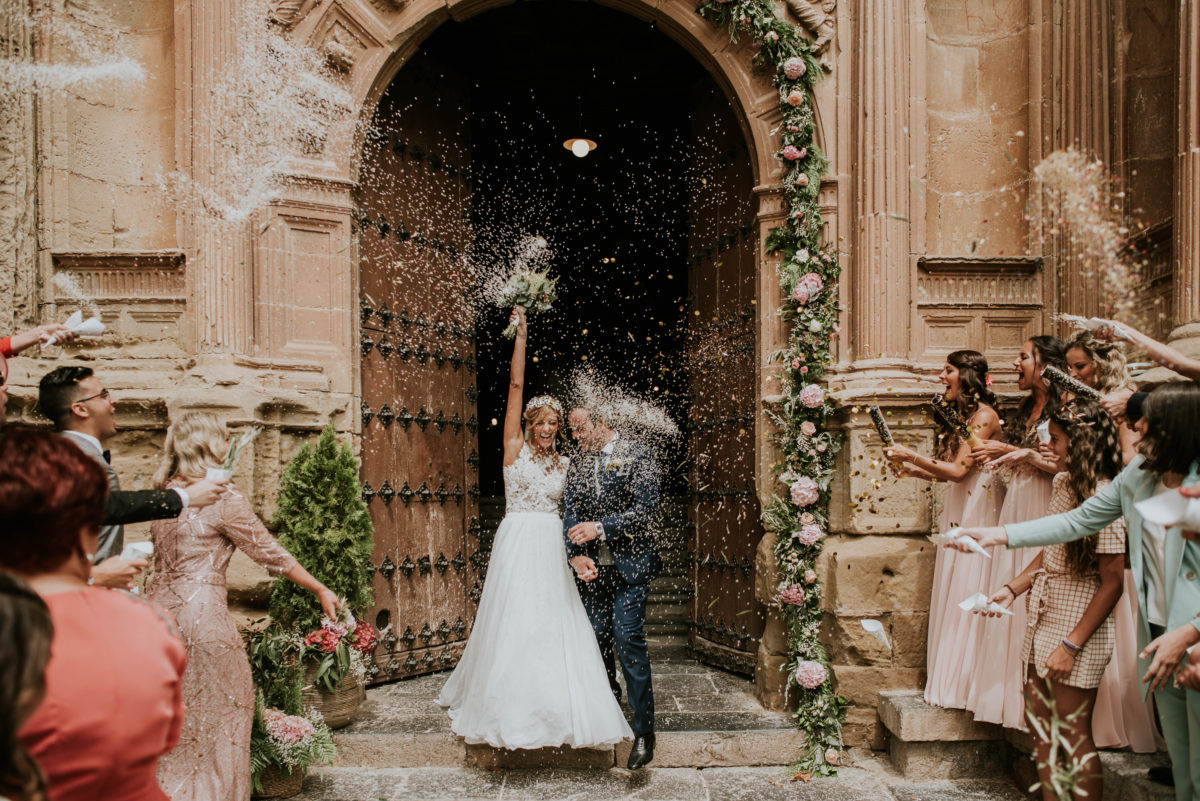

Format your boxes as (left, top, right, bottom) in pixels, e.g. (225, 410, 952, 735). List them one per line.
(791, 272, 823, 305)
(796, 173, 810, 187)
(800, 421, 817, 437)
(783, 56, 807, 79)
(782, 145, 804, 161)
(795, 523, 823, 545)
(803, 568, 818, 585)
(789, 476, 819, 507)
(765, 30, 779, 43)
(794, 660, 828, 689)
(778, 583, 806, 606)
(798, 383, 825, 408)
(786, 89, 805, 107)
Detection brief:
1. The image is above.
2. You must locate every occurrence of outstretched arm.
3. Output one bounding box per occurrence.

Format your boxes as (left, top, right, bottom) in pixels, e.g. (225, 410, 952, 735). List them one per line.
(1100, 320, 1200, 380)
(502, 308, 528, 466)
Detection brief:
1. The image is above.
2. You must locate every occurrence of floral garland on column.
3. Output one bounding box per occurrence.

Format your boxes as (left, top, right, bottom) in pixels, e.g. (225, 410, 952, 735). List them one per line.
(697, 0, 846, 778)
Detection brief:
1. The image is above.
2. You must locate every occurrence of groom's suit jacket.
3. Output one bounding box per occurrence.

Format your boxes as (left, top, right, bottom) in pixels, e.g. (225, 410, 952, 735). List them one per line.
(563, 435, 662, 585)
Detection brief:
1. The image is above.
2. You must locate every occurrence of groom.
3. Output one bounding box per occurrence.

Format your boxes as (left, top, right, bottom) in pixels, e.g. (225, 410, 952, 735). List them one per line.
(564, 404, 661, 770)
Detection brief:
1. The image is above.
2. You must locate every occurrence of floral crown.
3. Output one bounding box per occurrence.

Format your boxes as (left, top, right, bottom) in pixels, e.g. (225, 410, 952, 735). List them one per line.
(524, 395, 563, 417)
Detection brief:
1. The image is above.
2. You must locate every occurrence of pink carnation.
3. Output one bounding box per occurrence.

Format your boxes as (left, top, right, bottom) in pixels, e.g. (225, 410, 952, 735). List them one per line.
(786, 90, 805, 107)
(784, 56, 807, 80)
(798, 384, 825, 408)
(795, 523, 823, 545)
(778, 583, 806, 606)
(790, 476, 819, 507)
(800, 421, 816, 436)
(262, 708, 316, 745)
(794, 660, 828, 689)
(782, 145, 803, 161)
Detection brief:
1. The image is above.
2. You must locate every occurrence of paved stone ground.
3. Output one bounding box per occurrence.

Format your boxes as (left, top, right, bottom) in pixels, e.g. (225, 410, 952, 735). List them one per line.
(289, 644, 1174, 801)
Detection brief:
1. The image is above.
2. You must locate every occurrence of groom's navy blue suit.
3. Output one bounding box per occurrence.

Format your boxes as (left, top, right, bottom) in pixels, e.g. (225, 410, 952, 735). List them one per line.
(564, 435, 660, 736)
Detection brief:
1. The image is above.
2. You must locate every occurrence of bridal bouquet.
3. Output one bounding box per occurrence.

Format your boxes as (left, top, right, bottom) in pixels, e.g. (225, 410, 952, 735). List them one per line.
(499, 269, 557, 338)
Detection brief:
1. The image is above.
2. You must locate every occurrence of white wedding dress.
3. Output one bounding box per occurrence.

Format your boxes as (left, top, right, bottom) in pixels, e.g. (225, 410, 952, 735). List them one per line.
(436, 444, 633, 749)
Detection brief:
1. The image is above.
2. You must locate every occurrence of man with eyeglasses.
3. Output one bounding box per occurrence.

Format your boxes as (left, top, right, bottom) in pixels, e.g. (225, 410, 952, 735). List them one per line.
(37, 366, 228, 589)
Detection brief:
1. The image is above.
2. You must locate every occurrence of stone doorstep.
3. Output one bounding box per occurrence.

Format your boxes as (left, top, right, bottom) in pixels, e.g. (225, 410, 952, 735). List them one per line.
(333, 727, 808, 770)
(877, 690, 1005, 743)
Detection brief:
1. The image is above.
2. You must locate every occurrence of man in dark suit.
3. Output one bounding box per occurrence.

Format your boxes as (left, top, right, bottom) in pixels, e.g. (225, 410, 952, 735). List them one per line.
(38, 367, 227, 589)
(564, 404, 661, 769)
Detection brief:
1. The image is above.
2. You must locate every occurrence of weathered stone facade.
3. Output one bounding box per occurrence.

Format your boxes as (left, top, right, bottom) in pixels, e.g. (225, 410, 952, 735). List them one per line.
(2, 0, 1196, 747)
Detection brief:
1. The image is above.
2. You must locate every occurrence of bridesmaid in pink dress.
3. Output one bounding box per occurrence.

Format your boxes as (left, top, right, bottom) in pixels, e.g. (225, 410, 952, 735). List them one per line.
(148, 413, 340, 801)
(884, 350, 1005, 709)
(965, 336, 1065, 729)
(1064, 332, 1158, 751)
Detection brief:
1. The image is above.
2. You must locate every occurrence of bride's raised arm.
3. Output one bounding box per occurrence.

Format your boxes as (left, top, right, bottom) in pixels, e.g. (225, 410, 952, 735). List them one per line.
(502, 306, 528, 466)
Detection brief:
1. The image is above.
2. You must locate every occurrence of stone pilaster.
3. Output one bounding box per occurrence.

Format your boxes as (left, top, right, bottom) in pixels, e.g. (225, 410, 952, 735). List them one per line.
(176, 0, 256, 354)
(849, 0, 912, 371)
(0, 6, 38, 333)
(1170, 0, 1200, 354)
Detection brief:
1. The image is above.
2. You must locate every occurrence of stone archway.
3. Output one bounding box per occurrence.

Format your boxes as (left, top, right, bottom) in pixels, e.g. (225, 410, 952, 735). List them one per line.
(235, 0, 823, 700)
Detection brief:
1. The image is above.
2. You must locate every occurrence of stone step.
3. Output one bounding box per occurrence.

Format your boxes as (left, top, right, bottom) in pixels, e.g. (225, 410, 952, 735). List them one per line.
(878, 690, 1003, 743)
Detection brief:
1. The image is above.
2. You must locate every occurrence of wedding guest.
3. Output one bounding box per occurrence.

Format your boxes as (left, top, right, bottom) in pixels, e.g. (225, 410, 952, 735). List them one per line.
(966, 335, 1065, 729)
(0, 324, 75, 425)
(0, 572, 53, 801)
(149, 412, 338, 801)
(953, 382, 1200, 801)
(1062, 332, 1159, 752)
(0, 428, 186, 801)
(981, 400, 1126, 800)
(883, 350, 1004, 709)
(1091, 319, 1200, 421)
(37, 367, 226, 590)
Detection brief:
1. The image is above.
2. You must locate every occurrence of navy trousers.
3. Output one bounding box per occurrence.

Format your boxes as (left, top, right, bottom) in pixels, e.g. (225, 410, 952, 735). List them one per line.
(577, 565, 654, 736)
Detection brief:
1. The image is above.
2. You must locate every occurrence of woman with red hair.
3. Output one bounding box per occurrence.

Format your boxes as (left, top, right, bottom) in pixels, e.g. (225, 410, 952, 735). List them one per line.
(0, 428, 186, 801)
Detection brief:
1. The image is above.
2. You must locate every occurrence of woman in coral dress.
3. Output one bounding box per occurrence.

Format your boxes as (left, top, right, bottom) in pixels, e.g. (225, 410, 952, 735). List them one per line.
(149, 412, 339, 801)
(965, 336, 1065, 729)
(884, 350, 1005, 709)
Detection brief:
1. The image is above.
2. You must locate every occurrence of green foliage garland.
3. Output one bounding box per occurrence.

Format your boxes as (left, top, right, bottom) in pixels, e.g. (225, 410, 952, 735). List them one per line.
(269, 423, 375, 633)
(697, 0, 847, 777)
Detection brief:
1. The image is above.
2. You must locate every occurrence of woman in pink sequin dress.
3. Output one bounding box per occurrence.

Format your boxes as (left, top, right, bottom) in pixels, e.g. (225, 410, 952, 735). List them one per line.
(149, 413, 339, 801)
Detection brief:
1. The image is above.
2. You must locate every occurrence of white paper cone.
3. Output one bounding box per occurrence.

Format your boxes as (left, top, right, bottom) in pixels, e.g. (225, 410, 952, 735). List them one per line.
(120, 542, 154, 560)
(861, 619, 891, 649)
(1035, 419, 1051, 445)
(206, 467, 234, 481)
(936, 527, 992, 558)
(45, 311, 84, 346)
(958, 592, 1014, 616)
(73, 317, 105, 336)
(1135, 489, 1200, 529)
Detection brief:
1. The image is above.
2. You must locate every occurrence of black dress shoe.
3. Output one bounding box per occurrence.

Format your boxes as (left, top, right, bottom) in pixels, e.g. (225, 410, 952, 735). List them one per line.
(627, 733, 655, 770)
(1148, 765, 1175, 786)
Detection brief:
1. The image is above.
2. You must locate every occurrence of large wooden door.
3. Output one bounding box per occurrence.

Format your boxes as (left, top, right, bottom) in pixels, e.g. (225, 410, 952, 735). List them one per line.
(357, 56, 482, 684)
(685, 85, 764, 676)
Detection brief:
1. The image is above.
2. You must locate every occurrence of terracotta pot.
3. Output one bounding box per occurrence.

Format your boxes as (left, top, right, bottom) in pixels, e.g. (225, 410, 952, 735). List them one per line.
(302, 663, 363, 729)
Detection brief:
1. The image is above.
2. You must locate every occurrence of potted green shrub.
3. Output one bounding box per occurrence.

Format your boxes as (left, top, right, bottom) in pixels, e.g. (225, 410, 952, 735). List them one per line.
(268, 423, 376, 727)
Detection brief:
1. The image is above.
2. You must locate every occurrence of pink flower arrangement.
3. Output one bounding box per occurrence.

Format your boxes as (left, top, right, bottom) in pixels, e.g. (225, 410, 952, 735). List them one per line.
(784, 56, 807, 79)
(798, 384, 825, 408)
(796, 523, 823, 545)
(350, 623, 377, 655)
(262, 708, 316, 745)
(794, 660, 828, 689)
(791, 273, 822, 305)
(800, 421, 817, 437)
(782, 145, 803, 161)
(790, 476, 819, 507)
(786, 90, 805, 107)
(779, 583, 806, 606)
(304, 628, 339, 654)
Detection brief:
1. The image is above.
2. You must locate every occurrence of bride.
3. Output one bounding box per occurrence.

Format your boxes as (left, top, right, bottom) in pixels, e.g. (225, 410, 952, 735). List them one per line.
(436, 307, 632, 749)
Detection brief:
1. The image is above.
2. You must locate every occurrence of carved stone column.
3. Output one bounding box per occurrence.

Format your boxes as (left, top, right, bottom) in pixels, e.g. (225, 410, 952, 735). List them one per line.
(849, 0, 912, 371)
(0, 7, 37, 333)
(176, 0, 256, 353)
(1171, 0, 1200, 354)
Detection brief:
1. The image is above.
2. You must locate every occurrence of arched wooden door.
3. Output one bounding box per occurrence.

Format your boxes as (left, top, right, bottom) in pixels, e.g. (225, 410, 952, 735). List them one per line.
(685, 84, 764, 676)
(357, 54, 482, 684)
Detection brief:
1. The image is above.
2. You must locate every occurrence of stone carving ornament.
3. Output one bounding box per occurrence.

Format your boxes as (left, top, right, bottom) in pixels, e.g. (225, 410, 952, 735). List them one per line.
(269, 0, 321, 28)
(783, 0, 836, 71)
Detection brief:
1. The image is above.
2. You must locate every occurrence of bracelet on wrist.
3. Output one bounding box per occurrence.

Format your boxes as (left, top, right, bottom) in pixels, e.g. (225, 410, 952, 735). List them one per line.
(1062, 638, 1082, 655)
(1002, 583, 1017, 598)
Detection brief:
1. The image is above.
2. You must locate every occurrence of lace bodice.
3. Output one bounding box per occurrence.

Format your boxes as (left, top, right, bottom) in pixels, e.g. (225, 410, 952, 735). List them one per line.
(502, 444, 569, 514)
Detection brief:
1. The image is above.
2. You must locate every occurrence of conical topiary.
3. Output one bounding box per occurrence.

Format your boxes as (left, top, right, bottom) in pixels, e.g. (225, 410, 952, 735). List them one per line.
(268, 423, 374, 632)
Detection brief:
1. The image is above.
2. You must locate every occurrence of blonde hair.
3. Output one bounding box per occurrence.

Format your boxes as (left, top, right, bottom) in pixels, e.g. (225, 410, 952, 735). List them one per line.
(153, 412, 228, 488)
(1066, 332, 1134, 394)
(523, 404, 562, 448)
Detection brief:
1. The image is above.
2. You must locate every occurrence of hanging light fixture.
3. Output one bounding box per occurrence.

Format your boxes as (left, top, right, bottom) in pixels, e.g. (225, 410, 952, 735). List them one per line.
(563, 137, 597, 158)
